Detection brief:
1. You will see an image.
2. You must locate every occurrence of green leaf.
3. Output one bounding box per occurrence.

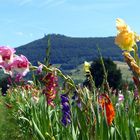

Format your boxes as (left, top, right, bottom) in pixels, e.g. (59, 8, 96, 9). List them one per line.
(0, 68, 10, 84)
(32, 119, 45, 140)
(72, 123, 77, 140)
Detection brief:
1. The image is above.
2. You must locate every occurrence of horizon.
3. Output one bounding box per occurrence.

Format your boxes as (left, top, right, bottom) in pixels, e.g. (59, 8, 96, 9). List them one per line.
(0, 0, 140, 47)
(15, 33, 115, 48)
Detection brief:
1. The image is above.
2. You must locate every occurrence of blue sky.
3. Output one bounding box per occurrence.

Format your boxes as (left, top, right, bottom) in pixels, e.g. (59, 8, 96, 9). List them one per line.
(0, 0, 140, 47)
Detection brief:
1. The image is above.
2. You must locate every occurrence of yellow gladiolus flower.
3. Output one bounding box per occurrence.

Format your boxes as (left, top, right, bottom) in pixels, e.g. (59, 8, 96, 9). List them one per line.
(123, 51, 135, 62)
(134, 32, 140, 42)
(115, 30, 135, 51)
(116, 18, 130, 32)
(84, 61, 90, 73)
(123, 51, 140, 75)
(130, 61, 140, 75)
(115, 18, 140, 51)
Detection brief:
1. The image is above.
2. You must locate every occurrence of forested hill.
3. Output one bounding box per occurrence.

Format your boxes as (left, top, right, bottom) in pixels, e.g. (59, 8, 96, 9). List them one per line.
(16, 34, 124, 70)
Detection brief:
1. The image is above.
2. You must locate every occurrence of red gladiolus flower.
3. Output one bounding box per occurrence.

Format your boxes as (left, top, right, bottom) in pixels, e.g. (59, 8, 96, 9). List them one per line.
(42, 72, 58, 107)
(99, 94, 115, 125)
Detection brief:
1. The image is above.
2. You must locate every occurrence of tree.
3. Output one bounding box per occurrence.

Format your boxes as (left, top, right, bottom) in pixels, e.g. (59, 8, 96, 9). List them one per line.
(90, 58, 122, 89)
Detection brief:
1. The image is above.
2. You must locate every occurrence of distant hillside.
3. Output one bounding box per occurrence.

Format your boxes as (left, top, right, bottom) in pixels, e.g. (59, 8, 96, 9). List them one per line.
(16, 34, 124, 70)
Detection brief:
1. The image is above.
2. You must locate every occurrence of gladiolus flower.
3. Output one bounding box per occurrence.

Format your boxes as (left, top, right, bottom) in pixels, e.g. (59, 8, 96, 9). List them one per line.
(133, 76, 140, 88)
(0, 46, 16, 71)
(61, 94, 71, 126)
(5, 102, 12, 109)
(118, 93, 124, 102)
(72, 91, 82, 109)
(115, 18, 140, 52)
(134, 89, 139, 100)
(83, 61, 90, 73)
(98, 94, 115, 125)
(116, 18, 130, 32)
(130, 61, 140, 75)
(36, 64, 43, 74)
(123, 52, 140, 76)
(10, 55, 30, 76)
(134, 32, 140, 42)
(31, 96, 39, 104)
(42, 72, 58, 107)
(15, 73, 23, 82)
(115, 30, 135, 51)
(0, 46, 15, 62)
(123, 51, 135, 62)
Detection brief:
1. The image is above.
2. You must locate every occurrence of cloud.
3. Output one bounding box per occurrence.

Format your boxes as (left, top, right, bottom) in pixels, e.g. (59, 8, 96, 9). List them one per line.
(29, 33, 33, 37)
(18, 0, 32, 6)
(49, 0, 66, 7)
(39, 0, 66, 8)
(15, 32, 34, 37)
(16, 0, 67, 8)
(39, 0, 55, 7)
(41, 0, 55, 6)
(15, 32, 24, 36)
(67, 1, 129, 12)
(0, 18, 14, 24)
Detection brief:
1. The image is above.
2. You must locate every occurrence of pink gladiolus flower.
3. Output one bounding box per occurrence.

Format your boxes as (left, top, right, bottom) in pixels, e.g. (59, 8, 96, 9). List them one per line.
(10, 55, 30, 76)
(118, 93, 124, 102)
(0, 45, 30, 84)
(116, 92, 124, 107)
(0, 46, 15, 62)
(15, 73, 23, 82)
(0, 46, 16, 72)
(0, 61, 11, 71)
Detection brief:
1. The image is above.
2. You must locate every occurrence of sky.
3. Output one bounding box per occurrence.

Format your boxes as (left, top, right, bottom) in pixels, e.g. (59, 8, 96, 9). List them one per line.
(0, 0, 140, 47)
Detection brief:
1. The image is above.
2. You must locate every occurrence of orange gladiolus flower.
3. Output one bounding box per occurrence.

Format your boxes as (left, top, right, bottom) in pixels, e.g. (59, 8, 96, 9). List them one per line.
(99, 94, 115, 125)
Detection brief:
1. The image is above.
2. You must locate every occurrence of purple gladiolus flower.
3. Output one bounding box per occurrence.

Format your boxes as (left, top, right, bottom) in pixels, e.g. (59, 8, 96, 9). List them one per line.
(72, 91, 82, 109)
(61, 94, 71, 126)
(72, 91, 78, 100)
(77, 101, 82, 108)
(134, 89, 139, 100)
(36, 64, 43, 74)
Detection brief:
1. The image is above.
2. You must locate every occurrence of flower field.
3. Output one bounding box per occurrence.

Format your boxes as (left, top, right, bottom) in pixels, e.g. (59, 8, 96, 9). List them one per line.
(1, 18, 140, 140)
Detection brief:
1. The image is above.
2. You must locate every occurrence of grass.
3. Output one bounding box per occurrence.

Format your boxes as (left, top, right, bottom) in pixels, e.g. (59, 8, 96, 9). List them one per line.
(0, 96, 23, 140)
(68, 64, 85, 83)
(114, 61, 132, 81)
